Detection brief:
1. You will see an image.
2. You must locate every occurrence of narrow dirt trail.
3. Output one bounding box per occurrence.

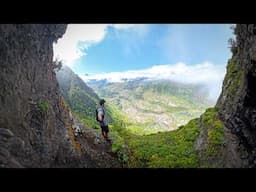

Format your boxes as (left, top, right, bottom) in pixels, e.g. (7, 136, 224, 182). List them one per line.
(72, 116, 122, 168)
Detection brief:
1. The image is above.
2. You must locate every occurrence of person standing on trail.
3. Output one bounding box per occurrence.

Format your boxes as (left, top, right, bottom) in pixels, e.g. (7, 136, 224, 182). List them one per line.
(96, 99, 111, 142)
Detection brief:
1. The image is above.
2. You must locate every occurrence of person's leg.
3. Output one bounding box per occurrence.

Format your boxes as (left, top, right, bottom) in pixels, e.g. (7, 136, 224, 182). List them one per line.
(103, 131, 106, 138)
(105, 126, 110, 141)
(101, 127, 105, 138)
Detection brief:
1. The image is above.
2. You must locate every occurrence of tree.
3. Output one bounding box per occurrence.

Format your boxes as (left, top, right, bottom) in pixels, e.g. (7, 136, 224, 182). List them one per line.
(228, 38, 237, 54)
(230, 24, 236, 34)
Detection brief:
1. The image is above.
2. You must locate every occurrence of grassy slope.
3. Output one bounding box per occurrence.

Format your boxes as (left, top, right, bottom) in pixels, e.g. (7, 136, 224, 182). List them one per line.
(110, 107, 224, 168)
(60, 81, 224, 167)
(57, 65, 111, 129)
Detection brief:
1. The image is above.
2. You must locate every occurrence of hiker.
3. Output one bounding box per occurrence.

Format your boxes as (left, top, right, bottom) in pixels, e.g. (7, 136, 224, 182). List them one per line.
(96, 99, 111, 142)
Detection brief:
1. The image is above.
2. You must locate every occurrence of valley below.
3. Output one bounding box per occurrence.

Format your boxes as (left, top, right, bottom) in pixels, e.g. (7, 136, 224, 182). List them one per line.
(87, 79, 215, 135)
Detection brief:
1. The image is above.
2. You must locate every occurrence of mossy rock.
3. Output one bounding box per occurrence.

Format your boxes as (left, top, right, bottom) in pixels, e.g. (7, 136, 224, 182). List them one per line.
(198, 107, 225, 165)
(39, 102, 49, 113)
(223, 58, 243, 98)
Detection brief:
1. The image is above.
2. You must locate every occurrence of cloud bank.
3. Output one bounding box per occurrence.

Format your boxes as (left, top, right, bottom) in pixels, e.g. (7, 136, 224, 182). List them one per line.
(80, 62, 226, 101)
(53, 24, 144, 67)
(53, 24, 108, 66)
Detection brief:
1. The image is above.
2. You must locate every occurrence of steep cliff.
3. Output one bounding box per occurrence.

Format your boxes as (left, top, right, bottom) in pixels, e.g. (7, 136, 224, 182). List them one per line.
(189, 24, 256, 167)
(215, 24, 256, 167)
(0, 24, 88, 167)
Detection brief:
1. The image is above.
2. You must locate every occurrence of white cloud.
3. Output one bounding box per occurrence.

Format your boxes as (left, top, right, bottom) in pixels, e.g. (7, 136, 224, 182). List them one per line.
(53, 24, 146, 67)
(53, 24, 109, 67)
(110, 24, 137, 29)
(80, 62, 226, 101)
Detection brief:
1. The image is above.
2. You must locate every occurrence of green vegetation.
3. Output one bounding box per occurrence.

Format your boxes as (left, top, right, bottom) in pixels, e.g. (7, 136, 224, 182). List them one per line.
(126, 118, 200, 168)
(89, 79, 214, 135)
(39, 101, 49, 113)
(223, 58, 243, 97)
(85, 78, 223, 167)
(69, 86, 99, 129)
(108, 106, 224, 168)
(228, 38, 237, 55)
(107, 103, 133, 164)
(201, 108, 225, 157)
(57, 65, 225, 168)
(111, 130, 129, 163)
(97, 99, 202, 167)
(56, 65, 102, 129)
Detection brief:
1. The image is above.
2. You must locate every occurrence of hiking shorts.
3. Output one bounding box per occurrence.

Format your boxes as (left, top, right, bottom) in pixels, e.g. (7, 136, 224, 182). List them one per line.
(100, 125, 109, 133)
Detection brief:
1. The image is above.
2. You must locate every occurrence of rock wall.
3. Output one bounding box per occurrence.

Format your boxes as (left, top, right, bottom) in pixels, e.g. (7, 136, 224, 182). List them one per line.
(0, 24, 84, 167)
(216, 24, 256, 167)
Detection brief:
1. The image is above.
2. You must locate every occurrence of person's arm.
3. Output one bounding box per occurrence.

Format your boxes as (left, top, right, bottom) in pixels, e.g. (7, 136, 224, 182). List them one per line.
(98, 110, 103, 122)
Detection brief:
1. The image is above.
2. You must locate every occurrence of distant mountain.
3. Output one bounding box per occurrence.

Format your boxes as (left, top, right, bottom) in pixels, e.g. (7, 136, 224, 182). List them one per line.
(87, 78, 214, 134)
(85, 79, 109, 87)
(56, 65, 102, 128)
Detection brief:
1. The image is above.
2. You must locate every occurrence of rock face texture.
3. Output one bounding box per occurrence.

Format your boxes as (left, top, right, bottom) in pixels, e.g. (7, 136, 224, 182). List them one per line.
(216, 24, 256, 167)
(0, 24, 83, 167)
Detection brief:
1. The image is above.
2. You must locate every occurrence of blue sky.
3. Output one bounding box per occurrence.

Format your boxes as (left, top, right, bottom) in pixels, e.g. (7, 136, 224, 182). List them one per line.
(53, 24, 235, 101)
(54, 24, 234, 74)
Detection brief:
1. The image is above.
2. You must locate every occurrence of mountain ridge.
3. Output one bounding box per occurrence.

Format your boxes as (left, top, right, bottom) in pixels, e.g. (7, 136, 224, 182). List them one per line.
(56, 65, 103, 128)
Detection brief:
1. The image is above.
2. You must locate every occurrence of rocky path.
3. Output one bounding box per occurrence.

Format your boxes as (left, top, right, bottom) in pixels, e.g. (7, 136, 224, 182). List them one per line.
(71, 116, 122, 168)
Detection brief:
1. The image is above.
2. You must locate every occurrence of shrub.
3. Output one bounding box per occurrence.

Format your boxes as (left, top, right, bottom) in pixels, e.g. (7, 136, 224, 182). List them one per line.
(228, 38, 237, 54)
(53, 59, 63, 72)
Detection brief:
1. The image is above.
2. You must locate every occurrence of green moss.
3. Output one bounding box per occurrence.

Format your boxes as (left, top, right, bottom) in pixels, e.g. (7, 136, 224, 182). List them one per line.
(202, 108, 218, 124)
(39, 102, 49, 113)
(223, 58, 242, 96)
(201, 108, 225, 157)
